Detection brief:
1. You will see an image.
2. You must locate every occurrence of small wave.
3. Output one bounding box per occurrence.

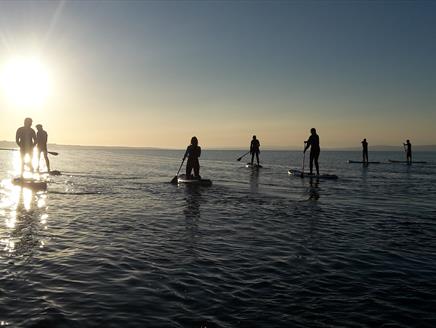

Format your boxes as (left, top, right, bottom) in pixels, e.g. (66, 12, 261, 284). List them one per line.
(48, 191, 105, 195)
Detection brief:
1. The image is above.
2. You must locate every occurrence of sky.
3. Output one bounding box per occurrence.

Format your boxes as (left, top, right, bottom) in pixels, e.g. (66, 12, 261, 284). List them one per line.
(0, 0, 435, 149)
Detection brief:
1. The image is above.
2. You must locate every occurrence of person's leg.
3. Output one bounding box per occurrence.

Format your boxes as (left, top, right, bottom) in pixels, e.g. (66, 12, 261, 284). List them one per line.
(186, 160, 193, 178)
(44, 151, 50, 171)
(20, 150, 25, 176)
(28, 150, 34, 172)
(194, 159, 200, 178)
(256, 152, 259, 165)
(251, 153, 254, 165)
(36, 150, 41, 172)
(309, 152, 314, 174)
(315, 151, 320, 175)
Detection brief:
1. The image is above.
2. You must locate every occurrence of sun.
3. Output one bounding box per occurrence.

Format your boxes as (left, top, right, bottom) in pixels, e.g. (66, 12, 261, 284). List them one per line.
(0, 56, 52, 108)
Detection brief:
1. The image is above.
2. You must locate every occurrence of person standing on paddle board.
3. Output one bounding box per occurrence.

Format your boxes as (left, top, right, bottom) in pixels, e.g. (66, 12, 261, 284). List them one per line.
(184, 136, 201, 179)
(404, 139, 412, 165)
(362, 138, 369, 164)
(304, 128, 320, 175)
(250, 135, 260, 166)
(35, 124, 50, 172)
(16, 117, 36, 175)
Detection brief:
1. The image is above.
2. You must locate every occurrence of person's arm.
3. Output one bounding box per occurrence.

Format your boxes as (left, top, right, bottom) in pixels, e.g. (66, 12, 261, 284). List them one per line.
(16, 129, 21, 147)
(183, 146, 189, 160)
(304, 137, 311, 152)
(198, 146, 201, 158)
(250, 141, 253, 154)
(32, 130, 37, 147)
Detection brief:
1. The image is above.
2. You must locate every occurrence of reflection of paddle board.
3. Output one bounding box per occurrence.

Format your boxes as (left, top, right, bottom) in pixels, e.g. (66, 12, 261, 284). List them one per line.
(245, 163, 263, 169)
(12, 178, 47, 191)
(288, 169, 338, 180)
(177, 174, 212, 186)
(348, 160, 380, 164)
(388, 160, 427, 164)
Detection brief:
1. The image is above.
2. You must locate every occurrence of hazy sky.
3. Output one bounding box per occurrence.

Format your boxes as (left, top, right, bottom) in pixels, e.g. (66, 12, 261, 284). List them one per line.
(0, 1, 435, 149)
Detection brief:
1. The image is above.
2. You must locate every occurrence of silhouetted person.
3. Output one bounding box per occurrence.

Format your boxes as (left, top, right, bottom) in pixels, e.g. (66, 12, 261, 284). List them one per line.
(250, 135, 260, 166)
(16, 118, 36, 176)
(404, 139, 412, 165)
(35, 124, 50, 172)
(362, 138, 368, 164)
(304, 128, 320, 175)
(184, 136, 201, 179)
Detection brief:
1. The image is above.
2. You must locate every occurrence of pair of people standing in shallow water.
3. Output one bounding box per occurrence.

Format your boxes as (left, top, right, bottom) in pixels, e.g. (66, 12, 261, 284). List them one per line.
(15, 117, 50, 176)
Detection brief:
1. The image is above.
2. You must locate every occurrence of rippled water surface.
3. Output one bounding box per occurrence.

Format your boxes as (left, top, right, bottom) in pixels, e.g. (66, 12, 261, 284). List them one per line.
(1, 148, 436, 327)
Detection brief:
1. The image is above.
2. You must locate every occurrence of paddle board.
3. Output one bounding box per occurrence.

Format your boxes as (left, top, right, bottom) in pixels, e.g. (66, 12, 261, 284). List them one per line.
(388, 160, 427, 164)
(39, 170, 61, 176)
(245, 163, 263, 169)
(348, 160, 380, 164)
(177, 174, 212, 186)
(12, 178, 47, 191)
(288, 169, 338, 180)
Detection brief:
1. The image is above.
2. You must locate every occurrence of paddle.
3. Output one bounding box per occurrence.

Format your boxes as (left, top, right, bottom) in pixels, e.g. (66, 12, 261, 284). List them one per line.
(0, 148, 59, 156)
(236, 151, 250, 162)
(170, 157, 186, 184)
(301, 142, 306, 178)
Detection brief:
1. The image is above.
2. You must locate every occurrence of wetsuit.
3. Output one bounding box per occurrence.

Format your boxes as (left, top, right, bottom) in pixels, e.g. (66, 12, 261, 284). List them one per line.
(36, 130, 50, 171)
(16, 126, 36, 173)
(305, 134, 320, 175)
(185, 145, 201, 178)
(250, 139, 260, 165)
(362, 140, 368, 163)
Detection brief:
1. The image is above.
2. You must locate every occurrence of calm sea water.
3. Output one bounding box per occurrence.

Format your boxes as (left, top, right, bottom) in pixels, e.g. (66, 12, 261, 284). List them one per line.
(1, 148, 435, 327)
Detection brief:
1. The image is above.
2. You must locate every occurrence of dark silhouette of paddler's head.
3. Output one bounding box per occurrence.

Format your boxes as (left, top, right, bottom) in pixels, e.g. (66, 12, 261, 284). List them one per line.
(191, 136, 198, 146)
(310, 128, 316, 135)
(252, 135, 257, 140)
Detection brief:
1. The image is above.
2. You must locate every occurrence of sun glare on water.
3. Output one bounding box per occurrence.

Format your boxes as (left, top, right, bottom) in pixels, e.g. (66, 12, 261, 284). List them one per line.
(0, 56, 52, 108)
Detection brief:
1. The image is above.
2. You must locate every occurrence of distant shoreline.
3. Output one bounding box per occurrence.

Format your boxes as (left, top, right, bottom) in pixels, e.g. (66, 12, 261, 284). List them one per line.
(1, 140, 436, 152)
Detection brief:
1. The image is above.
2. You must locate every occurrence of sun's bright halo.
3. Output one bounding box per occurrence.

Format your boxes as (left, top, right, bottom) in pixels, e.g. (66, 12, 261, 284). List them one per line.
(1, 56, 52, 108)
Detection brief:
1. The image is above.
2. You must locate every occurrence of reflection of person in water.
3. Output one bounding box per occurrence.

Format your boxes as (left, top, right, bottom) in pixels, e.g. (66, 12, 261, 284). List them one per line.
(308, 177, 320, 200)
(249, 168, 259, 192)
(183, 187, 201, 252)
(8, 189, 45, 256)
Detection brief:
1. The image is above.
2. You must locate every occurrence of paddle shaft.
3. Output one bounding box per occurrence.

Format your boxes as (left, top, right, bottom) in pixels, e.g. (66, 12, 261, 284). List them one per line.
(176, 157, 186, 176)
(237, 151, 250, 161)
(0, 148, 58, 156)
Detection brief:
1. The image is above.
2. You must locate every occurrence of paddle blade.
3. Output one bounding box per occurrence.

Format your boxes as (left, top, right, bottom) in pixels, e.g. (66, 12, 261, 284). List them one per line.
(236, 157, 242, 161)
(48, 151, 59, 156)
(170, 175, 178, 184)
